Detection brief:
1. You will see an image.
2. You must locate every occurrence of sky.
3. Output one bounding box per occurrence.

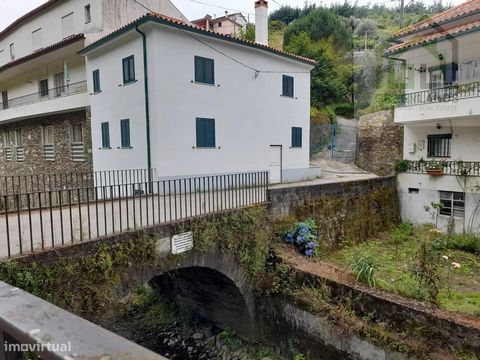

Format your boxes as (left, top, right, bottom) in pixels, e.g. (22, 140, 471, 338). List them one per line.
(0, 0, 466, 31)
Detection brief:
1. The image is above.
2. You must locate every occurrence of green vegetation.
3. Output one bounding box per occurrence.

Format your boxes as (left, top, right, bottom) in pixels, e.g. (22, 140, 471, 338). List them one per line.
(187, 206, 272, 281)
(349, 254, 378, 286)
(269, 2, 449, 116)
(324, 225, 480, 315)
(0, 233, 158, 318)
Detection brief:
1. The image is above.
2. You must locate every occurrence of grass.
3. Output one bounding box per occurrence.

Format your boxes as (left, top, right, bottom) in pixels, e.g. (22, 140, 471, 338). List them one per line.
(323, 224, 480, 316)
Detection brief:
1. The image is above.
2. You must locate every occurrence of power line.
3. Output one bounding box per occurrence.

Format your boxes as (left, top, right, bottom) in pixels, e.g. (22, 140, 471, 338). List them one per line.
(182, 29, 312, 74)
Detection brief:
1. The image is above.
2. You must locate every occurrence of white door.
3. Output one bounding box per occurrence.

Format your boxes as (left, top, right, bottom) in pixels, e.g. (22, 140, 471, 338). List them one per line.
(269, 145, 282, 183)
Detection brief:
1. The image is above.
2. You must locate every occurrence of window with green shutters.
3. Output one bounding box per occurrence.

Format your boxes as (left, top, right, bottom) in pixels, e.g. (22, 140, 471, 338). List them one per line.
(195, 56, 215, 85)
(93, 69, 101, 93)
(101, 122, 110, 149)
(292, 127, 302, 148)
(196, 118, 215, 148)
(122, 55, 135, 84)
(120, 119, 131, 148)
(282, 75, 294, 97)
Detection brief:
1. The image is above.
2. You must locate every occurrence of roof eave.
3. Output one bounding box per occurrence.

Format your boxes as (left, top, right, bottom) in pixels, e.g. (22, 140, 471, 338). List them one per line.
(79, 15, 317, 66)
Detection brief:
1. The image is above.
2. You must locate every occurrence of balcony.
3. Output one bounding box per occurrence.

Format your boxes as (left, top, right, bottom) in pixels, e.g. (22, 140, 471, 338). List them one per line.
(395, 81, 480, 124)
(0, 81, 88, 123)
(401, 160, 480, 176)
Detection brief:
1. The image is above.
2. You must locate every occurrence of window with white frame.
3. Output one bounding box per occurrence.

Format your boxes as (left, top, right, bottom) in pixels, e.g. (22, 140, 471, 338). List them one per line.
(3, 130, 23, 161)
(32, 28, 42, 50)
(62, 13, 74, 38)
(427, 134, 451, 158)
(43, 126, 54, 161)
(9, 43, 14, 61)
(430, 70, 444, 90)
(84, 5, 91, 24)
(459, 61, 477, 82)
(439, 191, 465, 218)
(70, 123, 85, 161)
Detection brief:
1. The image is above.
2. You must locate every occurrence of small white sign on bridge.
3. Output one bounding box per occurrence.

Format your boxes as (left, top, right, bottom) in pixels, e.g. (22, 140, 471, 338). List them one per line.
(171, 232, 193, 255)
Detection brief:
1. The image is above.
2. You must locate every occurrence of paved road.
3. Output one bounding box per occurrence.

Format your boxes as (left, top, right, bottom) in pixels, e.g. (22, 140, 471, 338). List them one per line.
(0, 188, 266, 259)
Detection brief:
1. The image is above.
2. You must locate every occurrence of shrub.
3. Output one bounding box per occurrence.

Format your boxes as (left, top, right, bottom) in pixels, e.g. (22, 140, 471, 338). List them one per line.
(389, 223, 414, 243)
(410, 241, 442, 302)
(311, 106, 337, 125)
(284, 219, 319, 257)
(349, 255, 377, 286)
(394, 160, 410, 173)
(445, 234, 480, 255)
(331, 102, 354, 118)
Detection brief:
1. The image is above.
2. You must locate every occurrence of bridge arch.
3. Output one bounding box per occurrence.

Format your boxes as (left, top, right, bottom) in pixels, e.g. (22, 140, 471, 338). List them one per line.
(140, 251, 257, 337)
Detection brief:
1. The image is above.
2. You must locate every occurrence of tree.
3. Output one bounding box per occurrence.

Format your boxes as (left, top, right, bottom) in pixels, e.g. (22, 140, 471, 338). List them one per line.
(285, 32, 352, 106)
(283, 8, 353, 50)
(354, 19, 378, 50)
(269, 6, 301, 24)
(241, 23, 256, 42)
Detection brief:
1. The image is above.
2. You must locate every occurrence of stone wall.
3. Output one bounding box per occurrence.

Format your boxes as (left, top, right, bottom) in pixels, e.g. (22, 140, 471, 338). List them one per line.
(0, 108, 93, 182)
(356, 110, 403, 176)
(268, 177, 400, 248)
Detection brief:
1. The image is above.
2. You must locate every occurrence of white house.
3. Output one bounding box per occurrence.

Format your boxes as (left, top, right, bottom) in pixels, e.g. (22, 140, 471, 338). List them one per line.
(0, 0, 186, 177)
(80, 1, 317, 183)
(191, 12, 248, 37)
(386, 0, 480, 233)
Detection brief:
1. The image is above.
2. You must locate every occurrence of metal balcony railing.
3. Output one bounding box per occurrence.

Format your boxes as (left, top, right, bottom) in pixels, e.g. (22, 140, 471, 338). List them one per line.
(0, 81, 87, 110)
(404, 160, 480, 176)
(397, 81, 480, 107)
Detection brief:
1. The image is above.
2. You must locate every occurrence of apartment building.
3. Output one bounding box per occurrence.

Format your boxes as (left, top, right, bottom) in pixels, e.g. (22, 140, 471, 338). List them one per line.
(386, 0, 480, 233)
(0, 0, 185, 178)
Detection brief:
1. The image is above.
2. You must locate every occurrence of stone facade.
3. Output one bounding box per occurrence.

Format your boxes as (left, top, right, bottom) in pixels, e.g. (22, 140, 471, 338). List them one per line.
(356, 110, 403, 176)
(0, 108, 93, 181)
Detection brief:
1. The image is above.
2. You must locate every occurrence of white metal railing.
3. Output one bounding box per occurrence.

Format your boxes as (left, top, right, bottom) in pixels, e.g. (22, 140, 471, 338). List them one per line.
(0, 81, 87, 110)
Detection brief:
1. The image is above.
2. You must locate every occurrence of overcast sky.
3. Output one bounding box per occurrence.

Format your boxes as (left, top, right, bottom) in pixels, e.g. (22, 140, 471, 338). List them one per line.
(0, 0, 465, 31)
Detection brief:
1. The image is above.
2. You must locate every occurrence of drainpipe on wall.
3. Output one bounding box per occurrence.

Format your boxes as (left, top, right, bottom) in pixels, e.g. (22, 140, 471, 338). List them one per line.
(135, 25, 152, 191)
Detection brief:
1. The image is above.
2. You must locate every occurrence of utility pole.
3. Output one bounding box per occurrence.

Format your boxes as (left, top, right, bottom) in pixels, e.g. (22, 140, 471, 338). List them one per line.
(399, 0, 405, 27)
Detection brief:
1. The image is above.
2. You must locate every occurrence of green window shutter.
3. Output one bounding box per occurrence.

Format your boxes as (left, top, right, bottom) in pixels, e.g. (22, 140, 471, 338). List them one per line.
(205, 118, 215, 147)
(196, 118, 215, 148)
(195, 56, 215, 84)
(93, 70, 100, 93)
(283, 75, 294, 97)
(205, 58, 215, 85)
(121, 119, 131, 148)
(195, 56, 204, 83)
(122, 56, 135, 84)
(101, 122, 110, 149)
(292, 127, 302, 148)
(196, 118, 205, 147)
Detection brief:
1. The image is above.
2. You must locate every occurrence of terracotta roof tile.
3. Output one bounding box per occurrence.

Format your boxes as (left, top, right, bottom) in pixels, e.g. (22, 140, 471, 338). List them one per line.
(80, 12, 317, 65)
(386, 19, 480, 54)
(394, 0, 480, 38)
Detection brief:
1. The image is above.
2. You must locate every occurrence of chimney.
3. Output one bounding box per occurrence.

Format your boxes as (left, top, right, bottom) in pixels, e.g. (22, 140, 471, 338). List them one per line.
(255, 0, 268, 45)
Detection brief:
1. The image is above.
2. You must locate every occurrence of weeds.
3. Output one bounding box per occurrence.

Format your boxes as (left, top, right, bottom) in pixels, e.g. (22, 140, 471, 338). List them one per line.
(349, 255, 378, 286)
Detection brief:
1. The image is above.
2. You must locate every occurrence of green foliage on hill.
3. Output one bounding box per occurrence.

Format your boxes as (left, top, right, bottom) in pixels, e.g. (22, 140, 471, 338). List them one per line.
(269, 1, 449, 116)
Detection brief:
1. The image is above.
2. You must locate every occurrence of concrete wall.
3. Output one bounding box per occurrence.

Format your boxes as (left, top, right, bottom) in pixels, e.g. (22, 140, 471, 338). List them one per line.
(356, 110, 403, 176)
(398, 173, 480, 233)
(86, 23, 313, 179)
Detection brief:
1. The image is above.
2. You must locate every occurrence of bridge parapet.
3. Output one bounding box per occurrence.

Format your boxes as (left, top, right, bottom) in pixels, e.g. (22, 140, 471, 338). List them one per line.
(0, 281, 166, 360)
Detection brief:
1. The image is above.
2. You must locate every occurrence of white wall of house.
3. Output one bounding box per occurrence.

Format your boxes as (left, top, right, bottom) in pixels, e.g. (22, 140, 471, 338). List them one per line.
(398, 173, 480, 233)
(86, 32, 148, 172)
(85, 23, 313, 180)
(394, 29, 480, 233)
